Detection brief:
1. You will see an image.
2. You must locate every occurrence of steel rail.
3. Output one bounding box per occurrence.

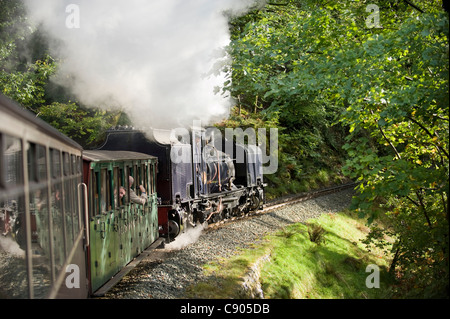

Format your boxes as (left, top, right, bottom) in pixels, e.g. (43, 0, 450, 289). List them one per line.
(205, 181, 358, 231)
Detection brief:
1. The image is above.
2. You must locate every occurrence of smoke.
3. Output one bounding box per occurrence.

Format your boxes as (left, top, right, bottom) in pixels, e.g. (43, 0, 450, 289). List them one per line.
(23, 0, 263, 128)
(165, 223, 206, 250)
(0, 236, 25, 257)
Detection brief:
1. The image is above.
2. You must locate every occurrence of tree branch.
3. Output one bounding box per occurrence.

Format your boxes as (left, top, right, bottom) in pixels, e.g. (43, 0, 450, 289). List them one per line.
(407, 116, 449, 160)
(406, 195, 420, 207)
(371, 110, 402, 160)
(266, 2, 288, 6)
(433, 114, 449, 122)
(416, 190, 433, 228)
(403, 0, 424, 13)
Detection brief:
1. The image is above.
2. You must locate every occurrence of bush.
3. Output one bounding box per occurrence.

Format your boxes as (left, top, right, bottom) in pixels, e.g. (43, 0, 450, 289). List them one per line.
(307, 223, 326, 245)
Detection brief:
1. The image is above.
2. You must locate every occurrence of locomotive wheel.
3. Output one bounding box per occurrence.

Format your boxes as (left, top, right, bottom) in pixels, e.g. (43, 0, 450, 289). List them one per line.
(209, 212, 222, 224)
(168, 220, 180, 238)
(249, 193, 261, 211)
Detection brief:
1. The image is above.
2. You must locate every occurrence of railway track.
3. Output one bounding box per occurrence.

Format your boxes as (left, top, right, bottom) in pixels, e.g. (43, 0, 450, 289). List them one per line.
(205, 181, 358, 232)
(100, 182, 356, 298)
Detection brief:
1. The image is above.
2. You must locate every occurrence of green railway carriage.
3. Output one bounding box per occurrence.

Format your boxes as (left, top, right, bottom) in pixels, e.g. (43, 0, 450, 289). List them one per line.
(82, 150, 159, 294)
(1, 94, 88, 298)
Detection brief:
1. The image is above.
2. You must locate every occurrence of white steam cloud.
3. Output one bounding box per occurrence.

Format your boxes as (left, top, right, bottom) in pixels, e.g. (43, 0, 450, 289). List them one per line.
(24, 0, 263, 128)
(0, 236, 25, 257)
(165, 223, 206, 250)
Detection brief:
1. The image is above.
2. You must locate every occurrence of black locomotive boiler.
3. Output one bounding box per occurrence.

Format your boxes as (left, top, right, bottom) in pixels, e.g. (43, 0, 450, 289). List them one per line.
(97, 126, 266, 241)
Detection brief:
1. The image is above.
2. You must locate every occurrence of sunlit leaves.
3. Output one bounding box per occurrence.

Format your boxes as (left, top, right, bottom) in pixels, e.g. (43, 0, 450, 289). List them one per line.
(228, 0, 448, 296)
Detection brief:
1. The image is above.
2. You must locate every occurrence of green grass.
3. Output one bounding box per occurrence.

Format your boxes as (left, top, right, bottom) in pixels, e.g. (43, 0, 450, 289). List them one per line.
(185, 210, 394, 299)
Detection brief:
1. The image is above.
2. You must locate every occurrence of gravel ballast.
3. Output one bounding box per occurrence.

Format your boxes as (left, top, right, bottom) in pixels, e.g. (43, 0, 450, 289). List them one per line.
(103, 187, 354, 299)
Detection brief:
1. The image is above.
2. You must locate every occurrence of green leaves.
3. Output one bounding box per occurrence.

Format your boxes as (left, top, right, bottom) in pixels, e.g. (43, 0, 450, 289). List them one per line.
(38, 102, 122, 146)
(0, 55, 56, 108)
(227, 0, 449, 296)
(339, 10, 448, 296)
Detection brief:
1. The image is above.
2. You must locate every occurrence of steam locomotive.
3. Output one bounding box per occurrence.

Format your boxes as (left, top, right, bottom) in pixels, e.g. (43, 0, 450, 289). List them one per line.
(0, 93, 265, 298)
(97, 126, 266, 241)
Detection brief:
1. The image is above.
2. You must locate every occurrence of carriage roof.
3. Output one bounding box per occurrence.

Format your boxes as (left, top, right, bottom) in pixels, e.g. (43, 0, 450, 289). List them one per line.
(0, 94, 83, 151)
(83, 150, 157, 162)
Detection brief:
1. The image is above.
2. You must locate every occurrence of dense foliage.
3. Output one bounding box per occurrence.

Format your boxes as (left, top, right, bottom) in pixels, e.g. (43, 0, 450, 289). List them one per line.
(221, 2, 352, 197)
(223, 0, 448, 297)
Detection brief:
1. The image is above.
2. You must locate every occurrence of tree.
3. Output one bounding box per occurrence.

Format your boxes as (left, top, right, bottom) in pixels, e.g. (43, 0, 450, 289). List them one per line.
(224, 1, 351, 197)
(0, 0, 57, 109)
(339, 6, 449, 297)
(226, 0, 448, 296)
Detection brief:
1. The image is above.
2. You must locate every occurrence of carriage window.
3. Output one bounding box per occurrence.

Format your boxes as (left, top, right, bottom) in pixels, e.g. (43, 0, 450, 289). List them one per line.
(0, 135, 28, 298)
(116, 168, 125, 206)
(113, 167, 119, 208)
(128, 166, 133, 189)
(148, 163, 152, 194)
(152, 163, 156, 194)
(38, 146, 47, 181)
(50, 149, 65, 270)
(63, 153, 74, 252)
(127, 167, 133, 201)
(107, 169, 112, 211)
(100, 169, 111, 213)
(63, 152, 70, 176)
(72, 165, 80, 233)
(135, 164, 144, 196)
(133, 165, 139, 192)
(113, 167, 125, 208)
(67, 154, 80, 242)
(76, 156, 81, 174)
(4, 135, 23, 186)
(137, 164, 143, 195)
(148, 163, 154, 194)
(50, 149, 61, 178)
(28, 143, 52, 298)
(142, 164, 148, 196)
(27, 143, 47, 184)
(92, 171, 100, 216)
(71, 155, 76, 175)
(27, 143, 37, 182)
(121, 167, 128, 204)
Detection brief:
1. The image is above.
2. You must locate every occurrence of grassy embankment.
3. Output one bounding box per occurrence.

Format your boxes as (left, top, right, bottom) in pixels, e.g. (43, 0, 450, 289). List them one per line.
(185, 210, 394, 299)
